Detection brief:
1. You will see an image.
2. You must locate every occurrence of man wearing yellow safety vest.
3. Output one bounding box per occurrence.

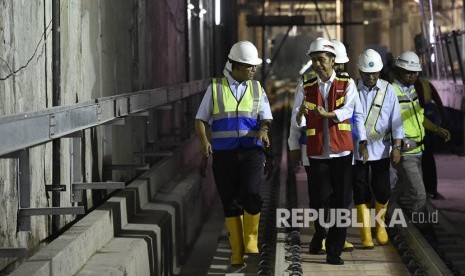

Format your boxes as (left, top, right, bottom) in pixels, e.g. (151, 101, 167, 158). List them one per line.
(295, 38, 367, 265)
(390, 51, 450, 240)
(352, 49, 404, 249)
(288, 39, 356, 254)
(195, 41, 272, 273)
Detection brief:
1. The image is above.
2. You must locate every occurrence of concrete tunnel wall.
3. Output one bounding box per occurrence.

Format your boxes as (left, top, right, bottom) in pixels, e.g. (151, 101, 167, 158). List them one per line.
(0, 0, 213, 271)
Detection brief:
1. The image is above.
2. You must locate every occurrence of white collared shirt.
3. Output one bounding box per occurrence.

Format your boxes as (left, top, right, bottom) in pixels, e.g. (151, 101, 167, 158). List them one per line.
(353, 79, 405, 161)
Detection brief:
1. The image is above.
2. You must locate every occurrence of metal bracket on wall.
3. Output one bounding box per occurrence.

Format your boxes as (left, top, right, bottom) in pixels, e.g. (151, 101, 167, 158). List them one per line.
(103, 118, 125, 125)
(133, 151, 173, 157)
(0, 248, 28, 260)
(71, 182, 125, 203)
(155, 105, 173, 110)
(5, 148, 86, 231)
(45, 185, 66, 192)
(104, 164, 149, 170)
(132, 111, 150, 116)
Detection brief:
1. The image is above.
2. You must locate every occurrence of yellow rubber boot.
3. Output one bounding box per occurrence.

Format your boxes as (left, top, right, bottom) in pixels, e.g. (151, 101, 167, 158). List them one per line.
(225, 216, 245, 265)
(356, 204, 374, 249)
(343, 241, 354, 252)
(375, 201, 389, 245)
(243, 211, 260, 253)
(322, 239, 354, 252)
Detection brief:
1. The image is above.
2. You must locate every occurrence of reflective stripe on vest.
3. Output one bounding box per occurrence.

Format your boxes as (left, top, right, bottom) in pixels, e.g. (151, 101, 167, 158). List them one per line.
(359, 79, 389, 141)
(392, 82, 424, 154)
(211, 77, 262, 150)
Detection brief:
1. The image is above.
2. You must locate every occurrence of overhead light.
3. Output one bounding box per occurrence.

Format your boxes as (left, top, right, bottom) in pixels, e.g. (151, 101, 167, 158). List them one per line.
(187, 3, 195, 10)
(199, 8, 207, 18)
(215, 0, 221, 25)
(363, 20, 369, 25)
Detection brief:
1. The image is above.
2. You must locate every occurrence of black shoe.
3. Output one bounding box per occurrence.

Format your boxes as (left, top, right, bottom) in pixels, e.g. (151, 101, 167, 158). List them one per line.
(308, 241, 324, 255)
(326, 255, 344, 265)
(227, 263, 247, 273)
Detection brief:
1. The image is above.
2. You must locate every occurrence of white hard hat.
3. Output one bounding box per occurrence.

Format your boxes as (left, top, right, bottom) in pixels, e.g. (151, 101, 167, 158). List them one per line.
(307, 38, 337, 56)
(228, 41, 262, 66)
(395, 51, 422, 72)
(358, 48, 383, 73)
(330, 39, 349, 64)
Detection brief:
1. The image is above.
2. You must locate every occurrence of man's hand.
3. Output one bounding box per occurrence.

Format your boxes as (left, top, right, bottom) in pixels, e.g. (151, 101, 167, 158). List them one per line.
(200, 141, 212, 157)
(358, 141, 369, 164)
(315, 106, 327, 117)
(435, 127, 451, 142)
(390, 147, 401, 166)
(256, 129, 270, 148)
(296, 101, 310, 125)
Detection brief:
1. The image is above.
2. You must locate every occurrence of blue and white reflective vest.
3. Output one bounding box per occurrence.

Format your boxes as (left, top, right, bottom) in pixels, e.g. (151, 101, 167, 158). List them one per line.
(211, 77, 264, 150)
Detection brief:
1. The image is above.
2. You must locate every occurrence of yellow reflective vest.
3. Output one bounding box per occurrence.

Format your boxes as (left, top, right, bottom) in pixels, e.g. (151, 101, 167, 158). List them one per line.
(211, 77, 263, 150)
(393, 82, 425, 154)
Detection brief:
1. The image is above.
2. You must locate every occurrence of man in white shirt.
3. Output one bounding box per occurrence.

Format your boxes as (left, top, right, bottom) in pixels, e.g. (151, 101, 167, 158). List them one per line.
(295, 38, 366, 265)
(195, 41, 272, 272)
(288, 39, 356, 253)
(352, 49, 404, 249)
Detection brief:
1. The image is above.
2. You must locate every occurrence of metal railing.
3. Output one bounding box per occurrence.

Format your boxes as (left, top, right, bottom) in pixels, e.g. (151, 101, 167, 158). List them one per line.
(0, 79, 209, 260)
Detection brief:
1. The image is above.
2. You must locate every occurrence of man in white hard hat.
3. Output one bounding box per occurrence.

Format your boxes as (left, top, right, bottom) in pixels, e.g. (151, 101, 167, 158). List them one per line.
(195, 40, 273, 272)
(390, 50, 450, 242)
(352, 49, 404, 250)
(288, 39, 355, 254)
(295, 38, 367, 265)
(330, 39, 350, 73)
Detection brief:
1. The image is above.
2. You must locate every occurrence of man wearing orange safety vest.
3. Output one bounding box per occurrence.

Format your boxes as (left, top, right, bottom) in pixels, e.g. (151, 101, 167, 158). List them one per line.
(295, 38, 367, 265)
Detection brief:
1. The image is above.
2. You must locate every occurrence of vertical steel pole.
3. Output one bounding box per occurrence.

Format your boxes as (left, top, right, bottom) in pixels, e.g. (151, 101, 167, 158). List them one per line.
(443, 33, 456, 83)
(418, 0, 432, 78)
(52, 0, 61, 235)
(452, 31, 465, 84)
(429, 0, 440, 79)
(261, 0, 267, 83)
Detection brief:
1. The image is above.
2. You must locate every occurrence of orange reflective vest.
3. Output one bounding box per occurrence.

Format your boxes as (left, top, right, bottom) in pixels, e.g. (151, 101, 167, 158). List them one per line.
(303, 73, 354, 156)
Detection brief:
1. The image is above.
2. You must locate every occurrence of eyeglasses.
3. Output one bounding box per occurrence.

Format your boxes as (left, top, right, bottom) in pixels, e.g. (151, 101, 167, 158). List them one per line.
(238, 63, 258, 70)
(398, 69, 419, 76)
(360, 71, 380, 77)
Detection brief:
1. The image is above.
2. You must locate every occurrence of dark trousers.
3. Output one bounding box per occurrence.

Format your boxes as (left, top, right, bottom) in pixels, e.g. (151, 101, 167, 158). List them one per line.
(352, 158, 391, 205)
(212, 147, 264, 217)
(307, 153, 353, 257)
(422, 131, 438, 195)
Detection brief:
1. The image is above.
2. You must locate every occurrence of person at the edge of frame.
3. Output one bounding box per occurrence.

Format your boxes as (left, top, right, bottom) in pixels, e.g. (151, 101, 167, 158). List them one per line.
(194, 40, 272, 273)
(390, 50, 450, 245)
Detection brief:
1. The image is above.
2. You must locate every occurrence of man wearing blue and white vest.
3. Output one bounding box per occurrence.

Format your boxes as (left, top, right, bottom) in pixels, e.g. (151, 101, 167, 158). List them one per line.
(352, 49, 404, 249)
(195, 41, 272, 273)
